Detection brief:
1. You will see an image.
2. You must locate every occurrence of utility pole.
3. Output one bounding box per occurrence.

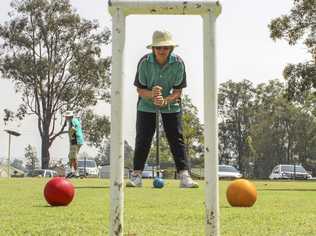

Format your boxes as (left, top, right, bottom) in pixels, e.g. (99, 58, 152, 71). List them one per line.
(4, 129, 21, 178)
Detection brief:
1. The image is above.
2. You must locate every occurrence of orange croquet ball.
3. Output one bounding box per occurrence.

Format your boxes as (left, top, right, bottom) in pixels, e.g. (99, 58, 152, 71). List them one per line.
(226, 179, 257, 207)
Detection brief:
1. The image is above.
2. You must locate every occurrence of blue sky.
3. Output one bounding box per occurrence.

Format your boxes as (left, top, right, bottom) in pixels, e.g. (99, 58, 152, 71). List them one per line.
(0, 0, 310, 164)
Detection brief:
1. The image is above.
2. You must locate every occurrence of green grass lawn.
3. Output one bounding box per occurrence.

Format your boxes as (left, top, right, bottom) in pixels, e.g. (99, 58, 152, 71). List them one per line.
(1, 178, 316, 236)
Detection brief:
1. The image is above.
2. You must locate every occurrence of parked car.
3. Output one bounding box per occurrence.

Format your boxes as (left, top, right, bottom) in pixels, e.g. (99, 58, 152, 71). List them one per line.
(27, 169, 57, 178)
(98, 165, 130, 178)
(77, 159, 99, 177)
(269, 164, 312, 180)
(218, 165, 242, 179)
(142, 170, 153, 178)
(142, 165, 163, 178)
(64, 165, 72, 177)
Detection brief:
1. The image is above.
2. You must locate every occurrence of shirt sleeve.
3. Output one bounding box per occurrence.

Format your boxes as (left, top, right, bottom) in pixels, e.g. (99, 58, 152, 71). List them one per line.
(173, 59, 187, 89)
(71, 119, 80, 130)
(133, 55, 148, 89)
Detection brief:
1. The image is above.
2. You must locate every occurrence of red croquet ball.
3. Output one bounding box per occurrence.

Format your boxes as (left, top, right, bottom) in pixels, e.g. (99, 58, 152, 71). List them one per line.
(44, 177, 75, 206)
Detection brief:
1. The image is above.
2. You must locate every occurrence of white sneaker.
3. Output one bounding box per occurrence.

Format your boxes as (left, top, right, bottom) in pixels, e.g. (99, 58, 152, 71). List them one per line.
(179, 170, 199, 188)
(126, 173, 142, 187)
(66, 172, 75, 178)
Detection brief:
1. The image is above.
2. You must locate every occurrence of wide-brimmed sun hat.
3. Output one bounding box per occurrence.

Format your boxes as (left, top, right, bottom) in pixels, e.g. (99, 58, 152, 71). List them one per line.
(64, 110, 74, 117)
(146, 30, 178, 49)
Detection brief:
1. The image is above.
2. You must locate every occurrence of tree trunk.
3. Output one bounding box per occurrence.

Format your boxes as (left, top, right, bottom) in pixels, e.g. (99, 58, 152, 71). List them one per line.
(41, 132, 50, 169)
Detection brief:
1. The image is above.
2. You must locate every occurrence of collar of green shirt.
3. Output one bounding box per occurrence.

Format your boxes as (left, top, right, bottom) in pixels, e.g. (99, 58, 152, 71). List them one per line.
(147, 52, 177, 64)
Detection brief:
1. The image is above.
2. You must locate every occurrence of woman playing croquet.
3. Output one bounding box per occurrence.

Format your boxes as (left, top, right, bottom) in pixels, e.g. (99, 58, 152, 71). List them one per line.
(126, 30, 198, 188)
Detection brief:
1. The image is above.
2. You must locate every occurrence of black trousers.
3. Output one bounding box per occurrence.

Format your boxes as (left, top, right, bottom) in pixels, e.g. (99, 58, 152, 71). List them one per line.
(133, 111, 188, 172)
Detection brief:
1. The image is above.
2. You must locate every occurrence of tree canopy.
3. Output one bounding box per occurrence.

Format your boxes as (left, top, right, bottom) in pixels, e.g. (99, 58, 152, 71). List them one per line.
(269, 0, 316, 101)
(0, 0, 111, 168)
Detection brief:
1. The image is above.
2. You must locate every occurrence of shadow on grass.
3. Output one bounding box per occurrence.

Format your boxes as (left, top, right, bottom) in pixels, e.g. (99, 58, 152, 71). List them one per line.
(220, 206, 231, 209)
(258, 188, 316, 192)
(75, 186, 109, 189)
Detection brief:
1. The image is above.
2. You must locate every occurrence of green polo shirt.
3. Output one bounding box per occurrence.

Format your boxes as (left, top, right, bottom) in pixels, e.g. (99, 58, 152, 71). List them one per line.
(134, 53, 187, 113)
(68, 118, 84, 145)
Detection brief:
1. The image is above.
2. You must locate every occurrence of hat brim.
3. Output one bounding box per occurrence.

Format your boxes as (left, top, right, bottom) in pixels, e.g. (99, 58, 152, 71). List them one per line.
(146, 42, 178, 49)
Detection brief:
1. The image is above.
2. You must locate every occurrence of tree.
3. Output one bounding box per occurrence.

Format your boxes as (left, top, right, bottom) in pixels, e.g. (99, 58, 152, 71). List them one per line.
(269, 0, 316, 100)
(251, 81, 291, 177)
(147, 94, 204, 169)
(251, 80, 316, 178)
(291, 103, 316, 166)
(181, 95, 204, 169)
(3, 109, 15, 125)
(95, 141, 110, 166)
(81, 109, 110, 149)
(0, 0, 111, 168)
(76, 109, 111, 166)
(218, 79, 256, 174)
(80, 109, 132, 167)
(148, 128, 173, 166)
(11, 158, 25, 170)
(95, 140, 134, 168)
(124, 140, 134, 169)
(24, 144, 39, 171)
(217, 78, 316, 178)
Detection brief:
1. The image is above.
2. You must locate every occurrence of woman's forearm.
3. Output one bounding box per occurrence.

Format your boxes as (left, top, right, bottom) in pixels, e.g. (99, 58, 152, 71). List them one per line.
(137, 88, 154, 100)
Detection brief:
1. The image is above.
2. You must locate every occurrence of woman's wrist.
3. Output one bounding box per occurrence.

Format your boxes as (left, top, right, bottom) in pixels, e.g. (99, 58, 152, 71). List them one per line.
(163, 98, 168, 107)
(165, 96, 174, 105)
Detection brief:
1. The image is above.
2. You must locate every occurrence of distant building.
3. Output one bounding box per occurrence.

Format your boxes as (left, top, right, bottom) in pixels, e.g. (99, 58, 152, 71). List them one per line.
(0, 165, 25, 177)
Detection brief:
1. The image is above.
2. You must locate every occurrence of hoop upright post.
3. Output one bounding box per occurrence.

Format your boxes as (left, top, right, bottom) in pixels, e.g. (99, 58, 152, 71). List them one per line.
(109, 7, 126, 236)
(203, 11, 219, 236)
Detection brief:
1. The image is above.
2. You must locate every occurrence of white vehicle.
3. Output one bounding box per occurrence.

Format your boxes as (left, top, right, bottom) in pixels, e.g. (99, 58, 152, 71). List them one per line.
(27, 169, 57, 178)
(77, 159, 99, 177)
(218, 165, 242, 179)
(269, 164, 312, 180)
(142, 165, 162, 178)
(99, 165, 131, 178)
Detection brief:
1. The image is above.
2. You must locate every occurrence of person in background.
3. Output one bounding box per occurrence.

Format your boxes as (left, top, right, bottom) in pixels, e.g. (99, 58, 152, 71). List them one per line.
(64, 111, 84, 178)
(126, 30, 199, 188)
